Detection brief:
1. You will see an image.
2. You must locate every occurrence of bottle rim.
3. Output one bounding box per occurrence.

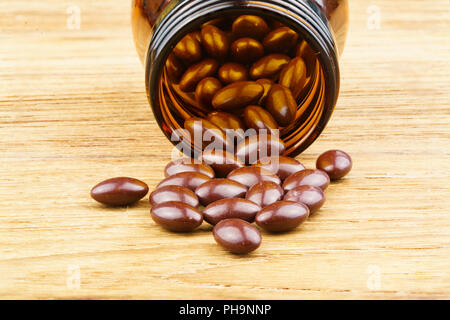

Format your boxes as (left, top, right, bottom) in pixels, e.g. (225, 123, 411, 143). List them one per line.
(145, 0, 340, 157)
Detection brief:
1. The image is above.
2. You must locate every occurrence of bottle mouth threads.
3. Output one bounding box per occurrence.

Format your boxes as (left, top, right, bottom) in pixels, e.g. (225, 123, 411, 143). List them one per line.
(145, 0, 340, 159)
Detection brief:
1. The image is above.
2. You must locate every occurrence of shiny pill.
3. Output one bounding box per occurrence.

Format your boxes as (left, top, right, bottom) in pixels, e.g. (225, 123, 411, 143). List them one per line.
(284, 185, 325, 215)
(195, 179, 248, 206)
(246, 181, 284, 208)
(212, 81, 264, 111)
(150, 185, 199, 208)
(213, 218, 262, 254)
(283, 169, 330, 192)
(204, 198, 261, 225)
(91, 177, 149, 207)
(255, 201, 309, 233)
(316, 150, 353, 180)
(151, 201, 203, 232)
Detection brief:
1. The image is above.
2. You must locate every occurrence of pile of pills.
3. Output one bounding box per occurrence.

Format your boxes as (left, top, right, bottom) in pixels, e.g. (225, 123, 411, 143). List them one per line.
(91, 150, 352, 254)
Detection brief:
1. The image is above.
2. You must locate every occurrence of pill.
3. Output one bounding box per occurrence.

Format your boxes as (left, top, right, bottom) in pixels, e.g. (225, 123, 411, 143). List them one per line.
(227, 166, 281, 189)
(243, 105, 279, 136)
(235, 134, 286, 165)
(253, 156, 305, 181)
(213, 218, 262, 254)
(250, 54, 290, 80)
(179, 59, 219, 92)
(195, 77, 223, 110)
(157, 172, 211, 192)
(316, 150, 353, 180)
(195, 179, 248, 206)
(151, 201, 203, 232)
(212, 81, 264, 111)
(201, 25, 230, 60)
(184, 117, 229, 150)
(218, 63, 249, 84)
(283, 169, 330, 192)
(201, 150, 245, 178)
(150, 185, 199, 208)
(164, 158, 215, 178)
(204, 198, 261, 225)
(279, 57, 307, 100)
(266, 84, 297, 127)
(255, 78, 274, 105)
(90, 177, 149, 206)
(206, 111, 246, 133)
(255, 201, 309, 232)
(284, 185, 325, 214)
(231, 38, 264, 64)
(263, 27, 299, 53)
(173, 33, 202, 64)
(165, 53, 185, 82)
(232, 15, 270, 40)
(246, 181, 284, 208)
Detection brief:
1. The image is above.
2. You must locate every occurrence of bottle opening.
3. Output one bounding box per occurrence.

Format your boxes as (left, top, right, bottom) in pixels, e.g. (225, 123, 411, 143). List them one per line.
(147, 7, 338, 159)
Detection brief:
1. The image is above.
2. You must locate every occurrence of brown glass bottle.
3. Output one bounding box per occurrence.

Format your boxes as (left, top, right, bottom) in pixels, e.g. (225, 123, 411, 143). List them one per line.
(132, 0, 349, 158)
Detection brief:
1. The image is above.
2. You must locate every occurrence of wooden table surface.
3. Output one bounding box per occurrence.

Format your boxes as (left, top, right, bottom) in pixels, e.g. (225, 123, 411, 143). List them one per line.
(0, 0, 449, 300)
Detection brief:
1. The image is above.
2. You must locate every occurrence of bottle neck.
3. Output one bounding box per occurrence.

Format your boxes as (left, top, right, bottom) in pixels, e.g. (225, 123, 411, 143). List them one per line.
(146, 0, 340, 157)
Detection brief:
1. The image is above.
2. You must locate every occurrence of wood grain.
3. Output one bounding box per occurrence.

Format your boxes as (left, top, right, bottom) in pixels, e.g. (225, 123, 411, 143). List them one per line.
(0, 0, 449, 299)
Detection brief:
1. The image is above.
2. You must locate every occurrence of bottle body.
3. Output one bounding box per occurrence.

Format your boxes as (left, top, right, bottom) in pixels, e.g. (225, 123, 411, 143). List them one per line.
(132, 0, 348, 158)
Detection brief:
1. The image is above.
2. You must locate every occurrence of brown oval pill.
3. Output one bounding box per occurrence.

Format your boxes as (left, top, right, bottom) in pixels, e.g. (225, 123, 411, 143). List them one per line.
(284, 185, 325, 215)
(244, 105, 279, 135)
(250, 54, 290, 80)
(184, 117, 229, 150)
(165, 53, 185, 82)
(227, 166, 281, 189)
(157, 172, 211, 192)
(231, 38, 264, 64)
(279, 57, 307, 99)
(195, 77, 223, 110)
(283, 169, 330, 192)
(266, 84, 297, 127)
(212, 81, 264, 111)
(218, 63, 248, 84)
(256, 78, 273, 105)
(263, 27, 299, 53)
(179, 59, 219, 92)
(173, 33, 202, 64)
(91, 177, 149, 206)
(316, 150, 353, 180)
(205, 199, 261, 226)
(235, 134, 286, 165)
(255, 201, 309, 233)
(246, 181, 284, 208)
(151, 201, 203, 232)
(254, 156, 306, 181)
(195, 179, 248, 206)
(201, 150, 245, 178)
(150, 185, 199, 208)
(164, 158, 215, 178)
(201, 25, 230, 60)
(232, 15, 270, 40)
(207, 111, 246, 133)
(213, 219, 262, 254)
